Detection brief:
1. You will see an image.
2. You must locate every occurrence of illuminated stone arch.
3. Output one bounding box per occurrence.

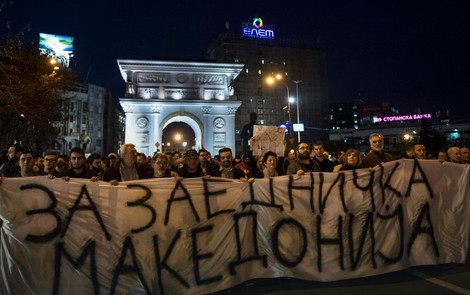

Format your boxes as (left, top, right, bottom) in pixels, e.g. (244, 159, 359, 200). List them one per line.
(159, 112, 204, 150)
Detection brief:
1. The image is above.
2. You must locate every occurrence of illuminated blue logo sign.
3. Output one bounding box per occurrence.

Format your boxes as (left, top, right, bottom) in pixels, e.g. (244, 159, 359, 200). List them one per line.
(242, 18, 275, 39)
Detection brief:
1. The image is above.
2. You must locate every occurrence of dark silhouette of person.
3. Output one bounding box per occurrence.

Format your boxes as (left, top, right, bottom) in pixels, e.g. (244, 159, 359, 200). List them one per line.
(241, 112, 257, 155)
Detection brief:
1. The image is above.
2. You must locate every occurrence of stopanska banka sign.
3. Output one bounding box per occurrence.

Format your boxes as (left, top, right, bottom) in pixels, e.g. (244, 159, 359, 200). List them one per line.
(374, 113, 432, 123)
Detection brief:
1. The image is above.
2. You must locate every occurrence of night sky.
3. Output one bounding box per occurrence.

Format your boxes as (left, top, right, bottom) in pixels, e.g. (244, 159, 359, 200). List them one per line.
(3, 0, 470, 118)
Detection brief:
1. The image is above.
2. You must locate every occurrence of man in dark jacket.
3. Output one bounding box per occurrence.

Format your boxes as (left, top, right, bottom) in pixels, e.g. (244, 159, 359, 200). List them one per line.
(287, 142, 321, 175)
(61, 147, 92, 179)
(209, 147, 246, 180)
(311, 140, 334, 172)
(0, 144, 23, 177)
(363, 133, 394, 168)
(103, 144, 152, 184)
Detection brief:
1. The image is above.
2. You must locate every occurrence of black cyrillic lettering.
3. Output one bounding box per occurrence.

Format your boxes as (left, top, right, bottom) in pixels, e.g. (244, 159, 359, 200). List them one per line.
(191, 225, 222, 285)
(319, 173, 347, 214)
(405, 160, 434, 199)
(271, 218, 307, 267)
(53, 240, 98, 295)
(153, 232, 189, 294)
(110, 236, 150, 295)
(203, 178, 234, 219)
(377, 205, 404, 264)
(241, 178, 283, 211)
(347, 213, 376, 270)
(61, 185, 110, 240)
(126, 184, 156, 234)
(20, 184, 61, 243)
(164, 180, 200, 225)
(316, 215, 344, 272)
(407, 202, 439, 257)
(229, 211, 267, 275)
(287, 173, 314, 211)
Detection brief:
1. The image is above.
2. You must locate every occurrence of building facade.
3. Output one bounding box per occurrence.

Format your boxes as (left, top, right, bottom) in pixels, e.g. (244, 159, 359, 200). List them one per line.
(53, 83, 124, 155)
(207, 31, 329, 155)
(328, 100, 469, 156)
(330, 99, 401, 130)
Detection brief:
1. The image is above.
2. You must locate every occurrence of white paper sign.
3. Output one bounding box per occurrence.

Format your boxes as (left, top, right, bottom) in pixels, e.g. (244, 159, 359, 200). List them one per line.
(251, 125, 286, 156)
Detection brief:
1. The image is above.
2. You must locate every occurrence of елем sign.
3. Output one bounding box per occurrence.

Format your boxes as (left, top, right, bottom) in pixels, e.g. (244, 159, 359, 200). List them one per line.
(242, 18, 275, 39)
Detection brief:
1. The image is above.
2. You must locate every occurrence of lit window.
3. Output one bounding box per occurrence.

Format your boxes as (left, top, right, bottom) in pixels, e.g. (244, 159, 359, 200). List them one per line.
(258, 69, 262, 75)
(246, 68, 249, 73)
(261, 60, 265, 64)
(235, 58, 240, 63)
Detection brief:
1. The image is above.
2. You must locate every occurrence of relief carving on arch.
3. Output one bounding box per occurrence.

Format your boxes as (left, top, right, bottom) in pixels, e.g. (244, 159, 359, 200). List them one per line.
(201, 106, 212, 114)
(122, 104, 135, 113)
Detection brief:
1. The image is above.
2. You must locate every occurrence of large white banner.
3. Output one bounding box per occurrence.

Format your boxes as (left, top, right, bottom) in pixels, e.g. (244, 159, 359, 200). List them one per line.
(0, 160, 469, 294)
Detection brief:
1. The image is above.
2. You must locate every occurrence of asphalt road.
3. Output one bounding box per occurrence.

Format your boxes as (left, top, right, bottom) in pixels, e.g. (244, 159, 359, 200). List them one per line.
(213, 252, 470, 295)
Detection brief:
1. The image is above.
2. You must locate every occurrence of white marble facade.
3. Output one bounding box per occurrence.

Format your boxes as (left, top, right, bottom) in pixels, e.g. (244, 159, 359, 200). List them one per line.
(117, 59, 243, 156)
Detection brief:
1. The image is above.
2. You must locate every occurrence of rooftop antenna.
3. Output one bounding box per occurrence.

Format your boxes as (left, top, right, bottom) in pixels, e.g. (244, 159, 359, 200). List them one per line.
(84, 66, 91, 84)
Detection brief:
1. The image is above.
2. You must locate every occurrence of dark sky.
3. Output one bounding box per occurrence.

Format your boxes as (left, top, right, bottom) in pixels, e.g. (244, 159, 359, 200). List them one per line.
(3, 0, 470, 117)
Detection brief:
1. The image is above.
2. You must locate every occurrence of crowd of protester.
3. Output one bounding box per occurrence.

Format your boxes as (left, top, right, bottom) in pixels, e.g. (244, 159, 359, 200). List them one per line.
(1, 133, 469, 185)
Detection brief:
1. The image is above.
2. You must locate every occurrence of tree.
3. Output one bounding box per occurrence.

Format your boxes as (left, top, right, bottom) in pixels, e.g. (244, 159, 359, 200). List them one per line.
(0, 30, 76, 153)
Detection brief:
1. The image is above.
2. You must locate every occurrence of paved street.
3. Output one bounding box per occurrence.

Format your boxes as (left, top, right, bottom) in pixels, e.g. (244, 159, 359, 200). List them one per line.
(214, 253, 470, 294)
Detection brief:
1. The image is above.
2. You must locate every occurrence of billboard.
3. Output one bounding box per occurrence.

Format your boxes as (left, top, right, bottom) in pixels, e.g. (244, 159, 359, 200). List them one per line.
(39, 33, 74, 68)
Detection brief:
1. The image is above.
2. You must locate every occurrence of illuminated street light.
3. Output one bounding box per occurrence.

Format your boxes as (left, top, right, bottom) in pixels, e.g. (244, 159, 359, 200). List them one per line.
(174, 133, 182, 142)
(266, 75, 293, 138)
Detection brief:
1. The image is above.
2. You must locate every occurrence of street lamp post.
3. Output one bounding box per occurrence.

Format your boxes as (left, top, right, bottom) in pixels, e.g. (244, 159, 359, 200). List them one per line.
(293, 80, 302, 142)
(267, 75, 293, 138)
(285, 85, 293, 138)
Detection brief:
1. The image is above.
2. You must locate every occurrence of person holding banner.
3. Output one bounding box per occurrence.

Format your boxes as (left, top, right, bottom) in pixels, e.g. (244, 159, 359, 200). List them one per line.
(103, 144, 152, 184)
(0, 144, 23, 177)
(363, 133, 394, 168)
(60, 147, 92, 180)
(253, 151, 278, 178)
(38, 152, 60, 177)
(460, 146, 470, 164)
(18, 151, 38, 177)
(286, 142, 320, 176)
(447, 146, 462, 163)
(198, 149, 214, 177)
(176, 150, 205, 178)
(333, 148, 364, 172)
(151, 153, 178, 178)
(461, 147, 470, 164)
(413, 143, 427, 160)
(311, 140, 335, 172)
(209, 147, 248, 181)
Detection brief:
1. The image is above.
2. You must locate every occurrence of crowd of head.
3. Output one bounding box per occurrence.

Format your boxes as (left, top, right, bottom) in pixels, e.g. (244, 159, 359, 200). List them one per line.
(1, 133, 468, 184)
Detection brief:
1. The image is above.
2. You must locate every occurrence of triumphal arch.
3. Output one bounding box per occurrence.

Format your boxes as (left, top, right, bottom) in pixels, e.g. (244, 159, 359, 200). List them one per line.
(117, 59, 243, 156)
